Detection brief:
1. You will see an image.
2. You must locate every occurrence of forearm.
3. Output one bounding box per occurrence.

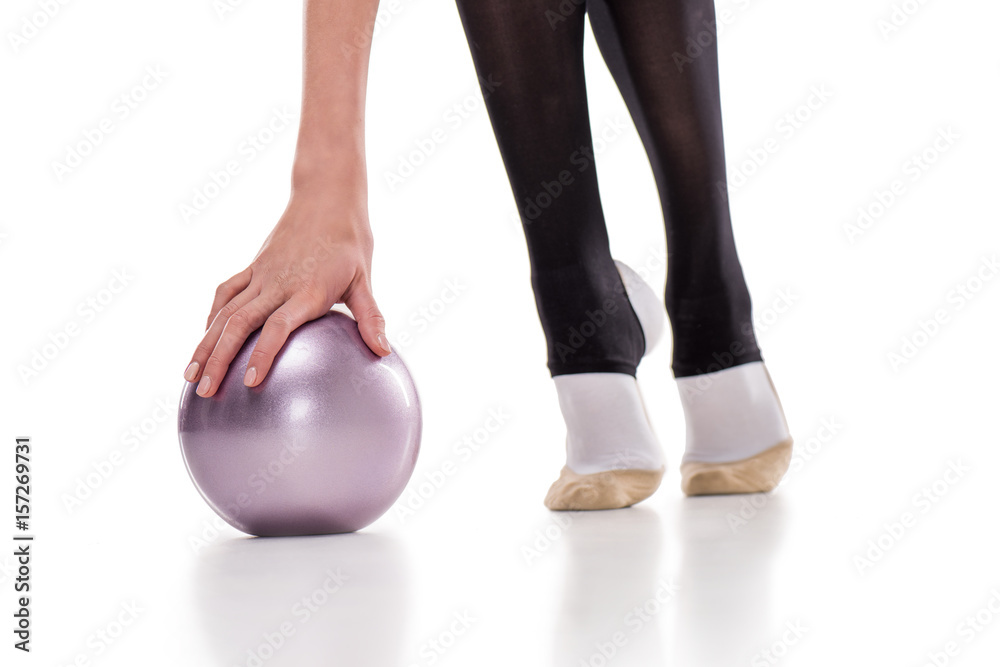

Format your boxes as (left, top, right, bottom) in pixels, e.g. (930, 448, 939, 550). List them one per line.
(291, 0, 380, 208)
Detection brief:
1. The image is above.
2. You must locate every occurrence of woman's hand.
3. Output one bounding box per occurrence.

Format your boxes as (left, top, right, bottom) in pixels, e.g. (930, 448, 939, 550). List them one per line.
(184, 0, 386, 397)
(182, 191, 390, 398)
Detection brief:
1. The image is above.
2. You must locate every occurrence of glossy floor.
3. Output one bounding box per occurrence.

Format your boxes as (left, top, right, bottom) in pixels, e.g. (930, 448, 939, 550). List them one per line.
(23, 361, 1000, 667)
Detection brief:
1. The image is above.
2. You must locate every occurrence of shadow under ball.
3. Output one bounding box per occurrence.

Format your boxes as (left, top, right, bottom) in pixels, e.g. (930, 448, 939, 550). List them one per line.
(178, 310, 422, 537)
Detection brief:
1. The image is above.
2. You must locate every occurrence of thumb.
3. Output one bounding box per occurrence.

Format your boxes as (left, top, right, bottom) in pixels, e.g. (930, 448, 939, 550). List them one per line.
(344, 280, 391, 357)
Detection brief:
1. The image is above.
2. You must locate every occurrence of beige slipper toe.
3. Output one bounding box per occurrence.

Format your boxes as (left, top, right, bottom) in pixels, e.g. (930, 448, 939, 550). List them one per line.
(544, 465, 666, 511)
(680, 437, 793, 496)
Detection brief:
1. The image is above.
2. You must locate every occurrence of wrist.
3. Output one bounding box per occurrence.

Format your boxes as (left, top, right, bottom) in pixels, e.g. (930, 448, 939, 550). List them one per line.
(292, 141, 364, 179)
(284, 177, 371, 240)
(291, 152, 367, 200)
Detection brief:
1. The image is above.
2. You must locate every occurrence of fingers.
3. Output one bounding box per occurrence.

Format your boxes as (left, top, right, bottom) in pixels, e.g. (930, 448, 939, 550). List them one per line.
(195, 292, 288, 397)
(186, 259, 388, 397)
(344, 280, 391, 357)
(206, 267, 253, 331)
(185, 284, 258, 385)
(244, 294, 326, 387)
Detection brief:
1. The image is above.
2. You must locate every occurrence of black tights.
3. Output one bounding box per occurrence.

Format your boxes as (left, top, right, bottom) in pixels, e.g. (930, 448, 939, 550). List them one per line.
(455, 0, 762, 378)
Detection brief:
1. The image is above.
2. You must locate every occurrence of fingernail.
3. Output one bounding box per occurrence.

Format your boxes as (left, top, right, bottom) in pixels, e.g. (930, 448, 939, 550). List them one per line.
(244, 366, 257, 387)
(377, 333, 392, 354)
(196, 375, 211, 397)
(184, 361, 200, 382)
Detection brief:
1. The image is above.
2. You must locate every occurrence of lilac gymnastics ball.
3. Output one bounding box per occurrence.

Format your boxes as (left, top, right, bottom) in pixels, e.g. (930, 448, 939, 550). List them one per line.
(178, 310, 421, 537)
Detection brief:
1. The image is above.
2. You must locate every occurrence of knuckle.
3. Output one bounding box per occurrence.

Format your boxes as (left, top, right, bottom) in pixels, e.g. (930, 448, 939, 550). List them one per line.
(272, 268, 297, 293)
(298, 285, 329, 310)
(205, 354, 228, 371)
(227, 308, 253, 332)
(218, 301, 241, 321)
(249, 345, 273, 362)
(366, 307, 385, 328)
(268, 310, 294, 331)
(296, 278, 319, 298)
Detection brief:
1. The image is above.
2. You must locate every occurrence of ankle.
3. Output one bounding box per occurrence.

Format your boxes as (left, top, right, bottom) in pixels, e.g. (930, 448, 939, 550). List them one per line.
(677, 361, 790, 465)
(555, 373, 664, 474)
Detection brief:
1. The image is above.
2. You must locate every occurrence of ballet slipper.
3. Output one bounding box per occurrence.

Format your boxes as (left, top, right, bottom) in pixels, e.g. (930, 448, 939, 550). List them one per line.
(680, 364, 793, 496)
(680, 437, 793, 496)
(544, 465, 666, 511)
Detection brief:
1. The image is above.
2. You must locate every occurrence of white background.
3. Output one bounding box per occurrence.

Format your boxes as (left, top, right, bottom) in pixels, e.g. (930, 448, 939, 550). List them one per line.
(2, 0, 999, 665)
